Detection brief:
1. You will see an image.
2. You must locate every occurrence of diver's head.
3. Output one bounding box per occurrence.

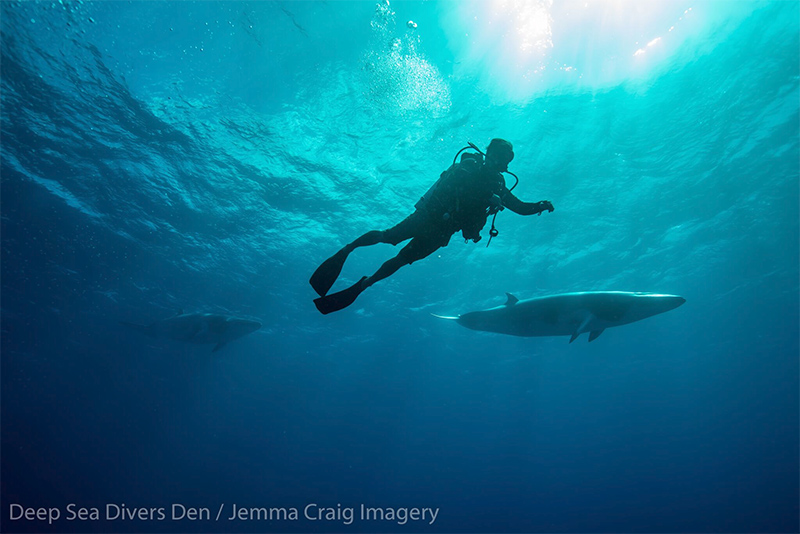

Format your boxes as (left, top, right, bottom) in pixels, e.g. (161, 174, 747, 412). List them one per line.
(485, 138, 514, 172)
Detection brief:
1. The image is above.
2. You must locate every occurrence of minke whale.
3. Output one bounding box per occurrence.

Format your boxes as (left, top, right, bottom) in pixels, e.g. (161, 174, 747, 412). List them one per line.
(121, 311, 262, 352)
(434, 291, 685, 343)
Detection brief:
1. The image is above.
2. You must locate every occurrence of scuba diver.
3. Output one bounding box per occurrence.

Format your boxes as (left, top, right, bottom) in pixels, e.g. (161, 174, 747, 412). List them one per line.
(310, 138, 554, 315)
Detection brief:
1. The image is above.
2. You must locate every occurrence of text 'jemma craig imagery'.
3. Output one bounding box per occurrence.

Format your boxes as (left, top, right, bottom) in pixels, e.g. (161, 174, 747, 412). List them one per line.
(8, 503, 441, 526)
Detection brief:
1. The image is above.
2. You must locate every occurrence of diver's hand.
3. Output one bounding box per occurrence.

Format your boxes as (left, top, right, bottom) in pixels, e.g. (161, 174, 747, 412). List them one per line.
(536, 200, 554, 215)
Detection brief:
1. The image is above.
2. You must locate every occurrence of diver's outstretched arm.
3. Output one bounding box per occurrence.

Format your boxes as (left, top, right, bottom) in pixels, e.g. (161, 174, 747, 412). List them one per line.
(502, 191, 554, 216)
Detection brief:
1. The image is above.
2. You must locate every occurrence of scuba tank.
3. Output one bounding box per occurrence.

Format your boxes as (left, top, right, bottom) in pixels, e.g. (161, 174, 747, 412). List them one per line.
(415, 143, 484, 215)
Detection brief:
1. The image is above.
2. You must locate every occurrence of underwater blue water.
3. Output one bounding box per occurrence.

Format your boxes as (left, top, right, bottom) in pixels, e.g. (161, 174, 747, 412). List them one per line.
(1, 1, 798, 532)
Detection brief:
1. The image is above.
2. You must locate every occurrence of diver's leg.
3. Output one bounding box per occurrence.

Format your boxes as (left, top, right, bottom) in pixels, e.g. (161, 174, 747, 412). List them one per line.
(310, 214, 418, 297)
(313, 236, 441, 315)
(346, 212, 419, 251)
(313, 253, 408, 314)
(362, 254, 408, 288)
(363, 236, 440, 288)
(346, 230, 386, 250)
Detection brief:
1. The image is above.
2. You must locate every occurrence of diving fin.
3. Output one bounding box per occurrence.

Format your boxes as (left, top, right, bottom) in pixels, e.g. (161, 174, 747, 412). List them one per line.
(310, 248, 350, 297)
(314, 277, 367, 315)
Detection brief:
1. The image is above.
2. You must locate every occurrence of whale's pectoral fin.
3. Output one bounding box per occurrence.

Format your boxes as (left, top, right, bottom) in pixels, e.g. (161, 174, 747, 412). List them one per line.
(212, 342, 226, 353)
(569, 313, 593, 343)
(569, 332, 580, 343)
(588, 329, 604, 342)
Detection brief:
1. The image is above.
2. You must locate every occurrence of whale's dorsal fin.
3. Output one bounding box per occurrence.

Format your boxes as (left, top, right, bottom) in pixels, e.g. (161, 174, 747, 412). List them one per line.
(504, 293, 519, 306)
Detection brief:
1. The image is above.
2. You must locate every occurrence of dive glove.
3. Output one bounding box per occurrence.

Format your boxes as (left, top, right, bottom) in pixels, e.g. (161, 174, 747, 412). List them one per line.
(537, 200, 554, 215)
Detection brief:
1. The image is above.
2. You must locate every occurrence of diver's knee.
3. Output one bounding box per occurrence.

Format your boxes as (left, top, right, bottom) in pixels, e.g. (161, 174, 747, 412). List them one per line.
(383, 230, 407, 246)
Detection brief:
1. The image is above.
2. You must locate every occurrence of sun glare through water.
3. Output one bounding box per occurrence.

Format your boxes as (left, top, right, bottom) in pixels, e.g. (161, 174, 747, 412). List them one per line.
(441, 0, 757, 101)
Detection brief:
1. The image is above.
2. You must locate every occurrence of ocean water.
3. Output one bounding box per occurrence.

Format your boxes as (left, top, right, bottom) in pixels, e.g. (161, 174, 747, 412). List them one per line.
(1, 1, 798, 532)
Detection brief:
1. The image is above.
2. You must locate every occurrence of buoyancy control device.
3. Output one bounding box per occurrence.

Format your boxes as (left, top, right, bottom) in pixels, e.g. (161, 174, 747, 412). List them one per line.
(415, 142, 519, 246)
